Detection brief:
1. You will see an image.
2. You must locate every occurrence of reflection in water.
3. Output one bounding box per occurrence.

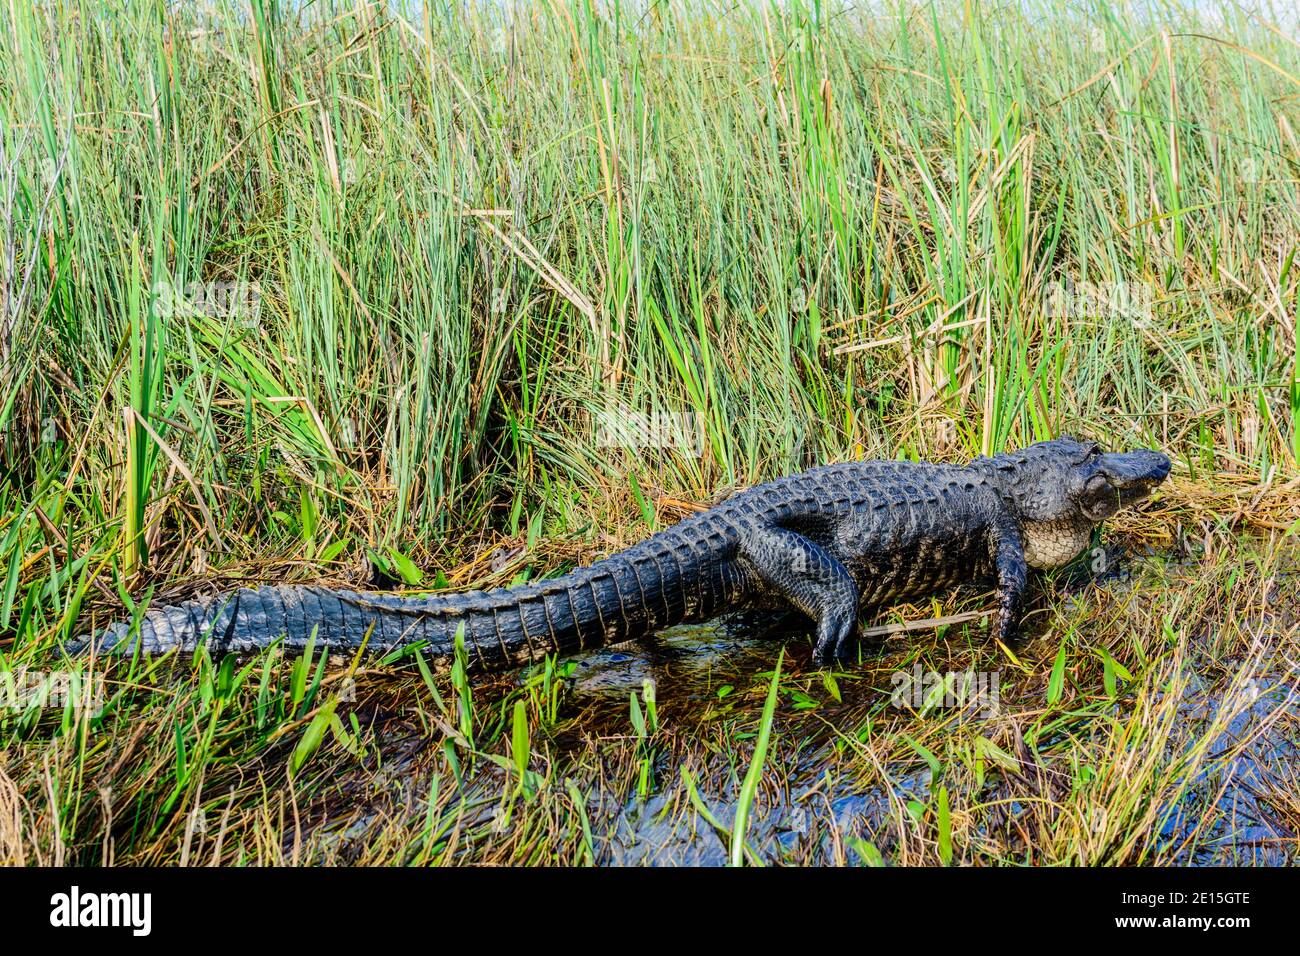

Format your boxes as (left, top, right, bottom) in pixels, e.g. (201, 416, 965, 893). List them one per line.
(563, 617, 802, 703)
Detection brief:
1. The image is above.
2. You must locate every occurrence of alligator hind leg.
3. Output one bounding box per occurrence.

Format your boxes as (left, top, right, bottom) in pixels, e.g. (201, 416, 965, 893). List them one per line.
(736, 524, 861, 666)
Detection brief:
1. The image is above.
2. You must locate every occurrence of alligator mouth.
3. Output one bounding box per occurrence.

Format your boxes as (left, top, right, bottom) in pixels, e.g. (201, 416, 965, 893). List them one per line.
(1105, 448, 1171, 494)
(1089, 449, 1172, 515)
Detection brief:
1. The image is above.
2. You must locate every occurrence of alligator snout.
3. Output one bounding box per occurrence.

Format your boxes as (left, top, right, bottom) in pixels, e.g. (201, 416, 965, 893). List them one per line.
(1102, 449, 1171, 488)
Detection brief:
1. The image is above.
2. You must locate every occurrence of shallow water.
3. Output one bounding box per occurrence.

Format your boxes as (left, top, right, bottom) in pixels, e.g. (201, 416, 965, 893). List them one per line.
(567, 633, 1297, 866)
(563, 542, 1297, 865)
(312, 540, 1299, 866)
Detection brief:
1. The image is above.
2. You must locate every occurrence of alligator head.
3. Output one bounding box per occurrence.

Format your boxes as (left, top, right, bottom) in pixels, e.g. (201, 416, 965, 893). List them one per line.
(982, 437, 1172, 569)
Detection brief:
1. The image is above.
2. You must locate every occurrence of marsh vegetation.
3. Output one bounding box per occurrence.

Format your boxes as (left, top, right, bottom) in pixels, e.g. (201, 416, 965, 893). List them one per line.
(1, 0, 1297, 864)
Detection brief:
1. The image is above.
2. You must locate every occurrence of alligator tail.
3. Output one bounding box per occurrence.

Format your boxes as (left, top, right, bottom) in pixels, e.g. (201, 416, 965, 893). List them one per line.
(74, 545, 710, 672)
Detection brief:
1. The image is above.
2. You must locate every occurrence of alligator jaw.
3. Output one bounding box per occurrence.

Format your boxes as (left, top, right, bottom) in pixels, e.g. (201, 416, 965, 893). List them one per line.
(1078, 448, 1171, 521)
(1097, 449, 1172, 505)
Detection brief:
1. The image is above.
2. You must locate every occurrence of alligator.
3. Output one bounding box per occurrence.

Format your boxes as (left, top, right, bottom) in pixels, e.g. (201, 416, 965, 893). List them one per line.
(78, 437, 1171, 671)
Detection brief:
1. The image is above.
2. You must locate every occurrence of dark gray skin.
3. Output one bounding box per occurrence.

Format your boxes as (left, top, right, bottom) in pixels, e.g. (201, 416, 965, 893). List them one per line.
(79, 438, 1171, 671)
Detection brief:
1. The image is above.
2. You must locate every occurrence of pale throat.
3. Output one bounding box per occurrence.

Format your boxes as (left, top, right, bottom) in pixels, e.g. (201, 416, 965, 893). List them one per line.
(1020, 518, 1095, 570)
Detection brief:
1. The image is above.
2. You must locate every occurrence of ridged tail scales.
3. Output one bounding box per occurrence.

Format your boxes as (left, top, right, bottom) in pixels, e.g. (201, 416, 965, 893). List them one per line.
(76, 539, 725, 672)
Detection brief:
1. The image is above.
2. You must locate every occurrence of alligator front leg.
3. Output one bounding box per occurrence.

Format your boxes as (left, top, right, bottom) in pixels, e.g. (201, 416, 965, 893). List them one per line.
(736, 524, 861, 666)
(989, 515, 1028, 644)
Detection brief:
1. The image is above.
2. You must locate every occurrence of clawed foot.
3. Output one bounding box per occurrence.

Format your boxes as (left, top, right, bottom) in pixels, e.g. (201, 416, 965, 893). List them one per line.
(812, 613, 857, 667)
